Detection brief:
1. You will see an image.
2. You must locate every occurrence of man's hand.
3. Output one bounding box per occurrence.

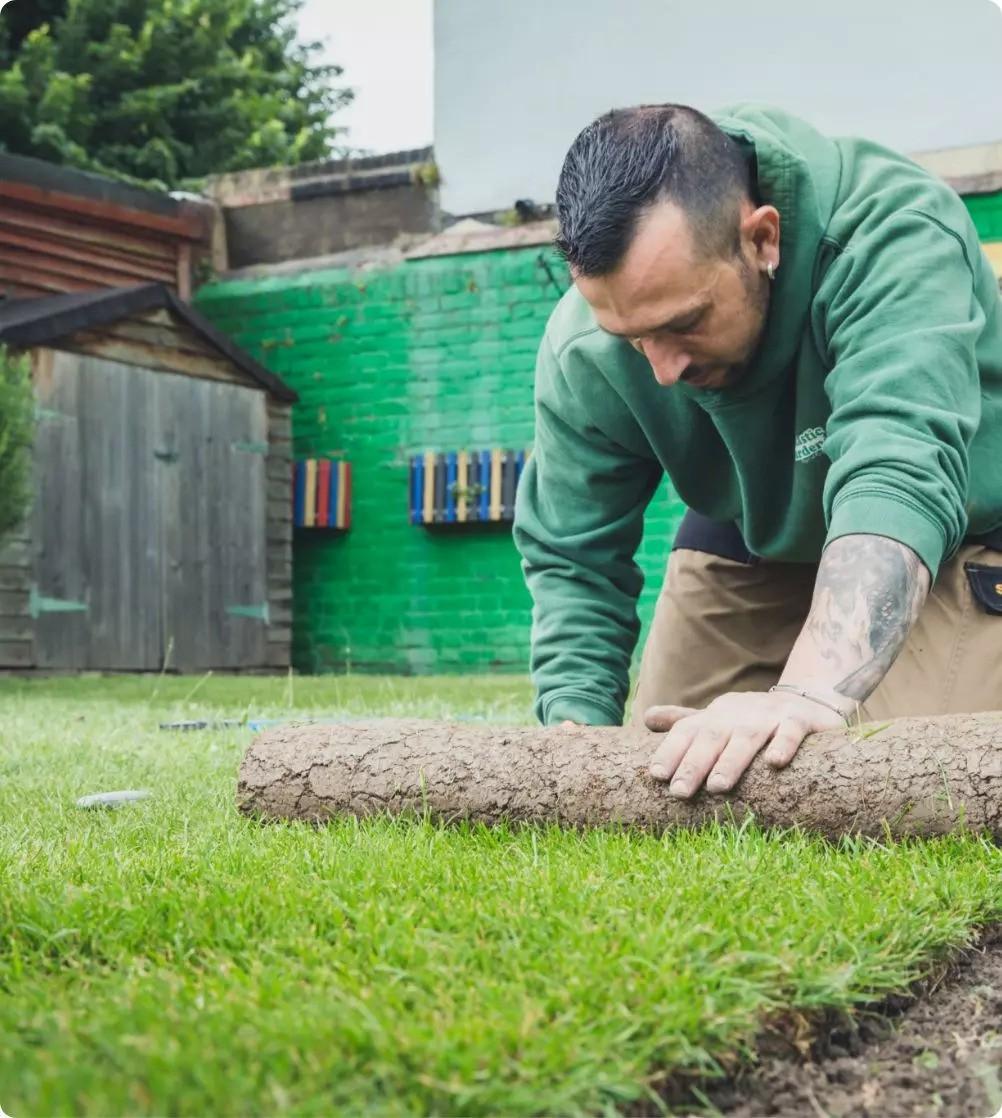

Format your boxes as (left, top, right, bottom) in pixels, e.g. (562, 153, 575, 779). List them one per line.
(645, 690, 847, 798)
(644, 534, 929, 800)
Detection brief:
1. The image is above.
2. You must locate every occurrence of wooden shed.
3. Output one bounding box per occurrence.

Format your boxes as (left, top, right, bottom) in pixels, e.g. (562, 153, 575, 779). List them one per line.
(0, 283, 297, 673)
(0, 151, 218, 300)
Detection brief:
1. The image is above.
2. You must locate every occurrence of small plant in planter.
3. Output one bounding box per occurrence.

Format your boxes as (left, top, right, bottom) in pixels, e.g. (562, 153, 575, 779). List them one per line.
(448, 482, 486, 502)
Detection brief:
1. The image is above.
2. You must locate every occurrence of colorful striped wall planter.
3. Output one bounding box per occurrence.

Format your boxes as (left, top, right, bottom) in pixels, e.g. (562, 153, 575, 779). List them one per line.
(409, 449, 530, 525)
(293, 459, 352, 530)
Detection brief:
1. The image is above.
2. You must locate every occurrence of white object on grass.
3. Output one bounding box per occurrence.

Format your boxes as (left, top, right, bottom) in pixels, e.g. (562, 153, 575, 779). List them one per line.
(76, 790, 152, 809)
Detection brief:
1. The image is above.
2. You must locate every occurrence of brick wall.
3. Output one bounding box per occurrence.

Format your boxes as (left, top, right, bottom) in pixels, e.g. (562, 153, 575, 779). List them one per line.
(196, 248, 685, 675)
(195, 191, 997, 676)
(967, 191, 1002, 241)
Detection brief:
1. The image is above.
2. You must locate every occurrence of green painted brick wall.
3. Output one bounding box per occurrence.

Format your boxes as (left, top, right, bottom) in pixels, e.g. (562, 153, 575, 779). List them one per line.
(195, 195, 998, 676)
(966, 191, 1002, 241)
(196, 249, 685, 675)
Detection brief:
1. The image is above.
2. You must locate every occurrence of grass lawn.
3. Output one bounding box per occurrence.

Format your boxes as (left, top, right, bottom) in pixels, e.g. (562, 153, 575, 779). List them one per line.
(1, 674, 1000, 1116)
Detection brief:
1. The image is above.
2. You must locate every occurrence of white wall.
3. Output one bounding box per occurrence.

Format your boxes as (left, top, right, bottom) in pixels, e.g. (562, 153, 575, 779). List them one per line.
(297, 0, 434, 153)
(434, 0, 1002, 216)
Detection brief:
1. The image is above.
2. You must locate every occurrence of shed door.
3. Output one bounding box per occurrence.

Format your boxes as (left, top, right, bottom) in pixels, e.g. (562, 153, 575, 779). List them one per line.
(32, 350, 268, 671)
(158, 373, 269, 671)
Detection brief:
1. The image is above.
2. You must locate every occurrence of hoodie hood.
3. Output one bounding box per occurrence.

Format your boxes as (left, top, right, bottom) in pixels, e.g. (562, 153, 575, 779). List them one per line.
(695, 103, 844, 407)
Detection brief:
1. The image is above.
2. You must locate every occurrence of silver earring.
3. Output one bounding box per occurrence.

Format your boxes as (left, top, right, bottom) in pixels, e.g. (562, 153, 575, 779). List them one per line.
(766, 262, 776, 281)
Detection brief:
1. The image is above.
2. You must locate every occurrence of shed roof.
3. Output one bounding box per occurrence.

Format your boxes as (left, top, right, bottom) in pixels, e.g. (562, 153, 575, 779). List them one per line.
(0, 283, 297, 403)
(0, 152, 212, 235)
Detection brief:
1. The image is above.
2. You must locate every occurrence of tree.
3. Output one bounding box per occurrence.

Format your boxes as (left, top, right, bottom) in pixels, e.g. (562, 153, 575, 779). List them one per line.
(0, 348, 34, 543)
(0, 0, 354, 190)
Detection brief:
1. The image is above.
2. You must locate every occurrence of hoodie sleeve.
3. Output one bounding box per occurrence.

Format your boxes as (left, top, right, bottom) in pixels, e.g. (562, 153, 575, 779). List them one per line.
(816, 209, 985, 577)
(513, 332, 662, 726)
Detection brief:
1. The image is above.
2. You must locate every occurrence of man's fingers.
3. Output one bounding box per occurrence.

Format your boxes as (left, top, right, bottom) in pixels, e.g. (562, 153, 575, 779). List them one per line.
(706, 732, 770, 793)
(643, 704, 698, 732)
(648, 723, 699, 783)
(663, 728, 727, 799)
(763, 719, 808, 768)
(647, 695, 814, 797)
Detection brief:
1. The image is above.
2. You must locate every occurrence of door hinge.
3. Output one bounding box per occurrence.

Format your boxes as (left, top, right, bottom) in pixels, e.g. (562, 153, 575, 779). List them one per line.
(34, 406, 70, 422)
(30, 585, 88, 620)
(225, 602, 270, 623)
(232, 441, 269, 456)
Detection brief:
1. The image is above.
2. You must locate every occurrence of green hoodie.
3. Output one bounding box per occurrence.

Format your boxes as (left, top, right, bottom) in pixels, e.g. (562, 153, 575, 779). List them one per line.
(512, 104, 1002, 728)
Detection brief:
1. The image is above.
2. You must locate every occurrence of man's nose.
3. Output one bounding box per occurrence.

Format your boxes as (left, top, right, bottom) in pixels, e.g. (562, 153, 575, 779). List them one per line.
(642, 337, 692, 386)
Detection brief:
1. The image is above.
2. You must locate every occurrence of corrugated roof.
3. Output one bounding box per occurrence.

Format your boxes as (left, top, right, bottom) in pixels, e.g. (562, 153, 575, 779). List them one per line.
(0, 152, 209, 224)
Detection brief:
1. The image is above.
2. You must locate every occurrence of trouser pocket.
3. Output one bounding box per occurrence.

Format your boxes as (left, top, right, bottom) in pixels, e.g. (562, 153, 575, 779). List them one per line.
(963, 562, 1002, 615)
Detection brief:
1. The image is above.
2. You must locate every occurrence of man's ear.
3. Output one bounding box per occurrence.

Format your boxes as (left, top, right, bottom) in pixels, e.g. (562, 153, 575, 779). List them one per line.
(740, 205, 781, 271)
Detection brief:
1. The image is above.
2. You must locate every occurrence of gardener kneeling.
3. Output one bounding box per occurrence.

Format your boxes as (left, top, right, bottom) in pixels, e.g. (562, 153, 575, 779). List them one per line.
(513, 102, 1002, 799)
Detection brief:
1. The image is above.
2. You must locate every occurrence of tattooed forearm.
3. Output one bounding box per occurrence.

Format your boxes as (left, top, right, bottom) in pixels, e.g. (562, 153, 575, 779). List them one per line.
(805, 535, 930, 701)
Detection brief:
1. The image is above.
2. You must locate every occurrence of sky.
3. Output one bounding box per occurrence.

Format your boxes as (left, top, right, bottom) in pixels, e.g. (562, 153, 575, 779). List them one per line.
(296, 0, 435, 156)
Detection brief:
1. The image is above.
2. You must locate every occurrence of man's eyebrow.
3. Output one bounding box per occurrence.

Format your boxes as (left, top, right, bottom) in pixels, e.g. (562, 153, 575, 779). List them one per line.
(600, 301, 711, 338)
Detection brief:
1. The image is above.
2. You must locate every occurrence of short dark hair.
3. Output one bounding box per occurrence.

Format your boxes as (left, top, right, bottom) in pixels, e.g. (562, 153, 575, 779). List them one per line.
(554, 104, 753, 277)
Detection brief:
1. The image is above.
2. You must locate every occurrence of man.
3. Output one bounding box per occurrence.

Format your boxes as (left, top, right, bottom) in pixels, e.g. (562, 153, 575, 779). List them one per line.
(512, 103, 1002, 800)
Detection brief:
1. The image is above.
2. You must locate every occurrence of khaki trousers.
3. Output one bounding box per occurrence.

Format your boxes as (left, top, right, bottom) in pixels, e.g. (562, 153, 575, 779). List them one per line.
(629, 530, 1002, 726)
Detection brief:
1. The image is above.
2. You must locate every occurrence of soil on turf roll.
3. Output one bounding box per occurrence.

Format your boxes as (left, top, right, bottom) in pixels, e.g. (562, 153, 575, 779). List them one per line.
(238, 713, 1002, 841)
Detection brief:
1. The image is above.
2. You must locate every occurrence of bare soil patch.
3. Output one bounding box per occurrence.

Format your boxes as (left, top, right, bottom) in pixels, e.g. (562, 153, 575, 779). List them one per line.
(690, 928, 1002, 1117)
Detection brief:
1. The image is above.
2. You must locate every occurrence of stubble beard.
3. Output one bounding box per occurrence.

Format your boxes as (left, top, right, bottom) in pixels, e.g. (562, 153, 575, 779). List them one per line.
(688, 262, 771, 390)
